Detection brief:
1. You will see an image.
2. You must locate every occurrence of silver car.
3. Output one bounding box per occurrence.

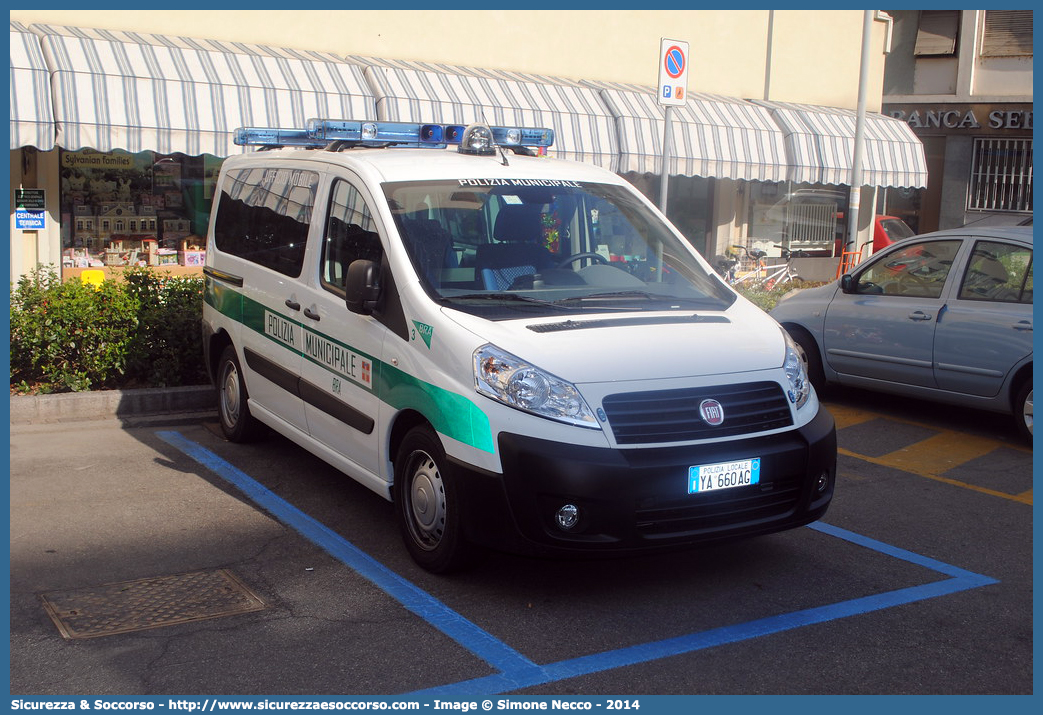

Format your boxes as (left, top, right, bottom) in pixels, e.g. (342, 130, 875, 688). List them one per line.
(770, 226, 1033, 440)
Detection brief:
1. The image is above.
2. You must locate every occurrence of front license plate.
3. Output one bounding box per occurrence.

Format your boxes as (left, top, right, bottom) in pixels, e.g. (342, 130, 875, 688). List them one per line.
(688, 458, 761, 494)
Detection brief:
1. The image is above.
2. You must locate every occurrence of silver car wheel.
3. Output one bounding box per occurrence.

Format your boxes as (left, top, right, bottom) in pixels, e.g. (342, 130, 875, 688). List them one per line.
(1022, 388, 1033, 436)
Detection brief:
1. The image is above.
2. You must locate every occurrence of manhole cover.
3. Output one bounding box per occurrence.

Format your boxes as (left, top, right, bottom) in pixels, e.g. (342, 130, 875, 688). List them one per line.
(39, 569, 267, 640)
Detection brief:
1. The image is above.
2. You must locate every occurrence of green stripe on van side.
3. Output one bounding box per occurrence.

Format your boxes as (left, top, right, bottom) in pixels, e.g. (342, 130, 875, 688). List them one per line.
(379, 364, 495, 454)
(206, 285, 493, 453)
(203, 277, 243, 322)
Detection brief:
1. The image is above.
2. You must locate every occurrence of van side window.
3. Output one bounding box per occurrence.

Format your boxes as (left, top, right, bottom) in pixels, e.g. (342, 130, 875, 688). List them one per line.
(321, 179, 383, 293)
(213, 168, 318, 278)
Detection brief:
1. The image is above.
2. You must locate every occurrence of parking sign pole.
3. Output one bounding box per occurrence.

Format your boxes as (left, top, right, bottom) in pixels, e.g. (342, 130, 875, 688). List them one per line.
(659, 106, 673, 212)
(846, 11, 873, 252)
(657, 38, 688, 214)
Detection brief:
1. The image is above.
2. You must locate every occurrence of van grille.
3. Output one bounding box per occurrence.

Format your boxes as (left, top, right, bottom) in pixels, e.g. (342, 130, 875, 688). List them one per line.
(636, 478, 802, 536)
(602, 381, 793, 444)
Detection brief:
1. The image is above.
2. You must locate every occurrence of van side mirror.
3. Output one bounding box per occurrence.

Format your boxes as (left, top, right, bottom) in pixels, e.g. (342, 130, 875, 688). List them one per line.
(840, 274, 855, 294)
(345, 259, 381, 315)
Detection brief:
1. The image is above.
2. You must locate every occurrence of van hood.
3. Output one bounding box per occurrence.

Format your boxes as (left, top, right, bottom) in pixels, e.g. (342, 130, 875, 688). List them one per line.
(442, 300, 786, 384)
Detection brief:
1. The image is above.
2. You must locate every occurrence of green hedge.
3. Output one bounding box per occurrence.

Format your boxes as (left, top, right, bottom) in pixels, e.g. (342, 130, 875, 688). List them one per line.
(10, 266, 208, 394)
(733, 279, 827, 312)
(9, 264, 825, 394)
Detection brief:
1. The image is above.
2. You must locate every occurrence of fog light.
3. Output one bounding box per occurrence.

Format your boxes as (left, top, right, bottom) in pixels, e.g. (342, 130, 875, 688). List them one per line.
(816, 472, 830, 492)
(555, 504, 580, 531)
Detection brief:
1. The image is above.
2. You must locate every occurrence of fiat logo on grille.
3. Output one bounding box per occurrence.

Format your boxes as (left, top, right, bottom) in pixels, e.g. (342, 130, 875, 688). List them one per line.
(699, 399, 725, 426)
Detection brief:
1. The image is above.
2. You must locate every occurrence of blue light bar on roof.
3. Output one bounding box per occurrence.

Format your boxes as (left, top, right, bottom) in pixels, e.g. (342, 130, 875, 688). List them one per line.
(234, 127, 327, 147)
(495, 126, 554, 147)
(443, 124, 554, 148)
(306, 119, 451, 147)
(233, 120, 555, 150)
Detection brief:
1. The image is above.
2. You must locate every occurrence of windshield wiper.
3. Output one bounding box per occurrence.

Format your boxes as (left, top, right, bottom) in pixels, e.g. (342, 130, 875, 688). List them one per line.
(555, 291, 713, 306)
(442, 293, 571, 310)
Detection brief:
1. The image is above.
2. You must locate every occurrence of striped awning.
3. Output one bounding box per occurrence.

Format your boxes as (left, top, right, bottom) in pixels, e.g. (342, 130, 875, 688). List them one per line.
(10, 21, 55, 150)
(31, 24, 376, 157)
(344, 55, 583, 90)
(591, 81, 789, 182)
(752, 99, 929, 189)
(351, 57, 618, 169)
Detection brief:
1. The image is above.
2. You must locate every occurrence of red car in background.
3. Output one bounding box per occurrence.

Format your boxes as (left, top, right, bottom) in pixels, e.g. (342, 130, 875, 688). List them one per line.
(835, 213, 915, 256)
(871, 215, 916, 252)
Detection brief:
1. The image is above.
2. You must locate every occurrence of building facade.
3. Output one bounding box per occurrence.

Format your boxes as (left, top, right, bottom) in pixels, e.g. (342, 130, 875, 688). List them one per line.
(882, 9, 1032, 233)
(10, 10, 928, 284)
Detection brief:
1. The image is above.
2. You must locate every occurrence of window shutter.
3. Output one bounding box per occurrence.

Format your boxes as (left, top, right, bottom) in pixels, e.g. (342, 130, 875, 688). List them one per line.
(982, 10, 1033, 57)
(914, 10, 960, 56)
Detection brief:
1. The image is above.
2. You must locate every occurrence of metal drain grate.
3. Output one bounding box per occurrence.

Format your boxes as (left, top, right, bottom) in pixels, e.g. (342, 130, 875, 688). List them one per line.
(39, 569, 267, 640)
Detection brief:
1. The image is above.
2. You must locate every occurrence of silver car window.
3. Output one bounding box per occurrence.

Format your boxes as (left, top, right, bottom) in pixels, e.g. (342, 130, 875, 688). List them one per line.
(855, 240, 962, 298)
(958, 240, 1033, 304)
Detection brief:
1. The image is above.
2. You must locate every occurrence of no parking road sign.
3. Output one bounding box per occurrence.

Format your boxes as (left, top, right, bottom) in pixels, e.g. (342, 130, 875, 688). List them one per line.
(658, 38, 689, 106)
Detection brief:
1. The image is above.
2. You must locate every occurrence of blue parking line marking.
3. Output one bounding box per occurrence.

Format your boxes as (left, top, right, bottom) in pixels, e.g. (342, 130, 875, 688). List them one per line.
(412, 549, 1000, 697)
(156, 430, 537, 676)
(158, 430, 1000, 697)
(806, 521, 999, 582)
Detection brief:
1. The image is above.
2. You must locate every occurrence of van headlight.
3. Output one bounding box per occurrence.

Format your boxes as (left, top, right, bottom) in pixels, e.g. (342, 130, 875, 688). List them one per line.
(782, 331, 811, 410)
(474, 345, 599, 429)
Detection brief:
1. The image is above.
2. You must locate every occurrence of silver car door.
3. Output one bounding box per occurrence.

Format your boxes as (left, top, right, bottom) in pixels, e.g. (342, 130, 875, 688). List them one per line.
(823, 239, 962, 389)
(934, 239, 1033, 396)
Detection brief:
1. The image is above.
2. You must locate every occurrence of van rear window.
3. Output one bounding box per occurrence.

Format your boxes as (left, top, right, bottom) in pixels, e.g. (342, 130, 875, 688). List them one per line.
(214, 168, 319, 278)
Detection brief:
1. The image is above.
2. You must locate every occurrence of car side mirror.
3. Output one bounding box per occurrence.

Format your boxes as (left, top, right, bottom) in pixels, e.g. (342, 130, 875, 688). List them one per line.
(345, 259, 381, 315)
(840, 274, 855, 294)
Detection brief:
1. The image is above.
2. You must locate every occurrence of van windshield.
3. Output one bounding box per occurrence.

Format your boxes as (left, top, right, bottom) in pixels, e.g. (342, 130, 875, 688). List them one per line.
(383, 179, 735, 318)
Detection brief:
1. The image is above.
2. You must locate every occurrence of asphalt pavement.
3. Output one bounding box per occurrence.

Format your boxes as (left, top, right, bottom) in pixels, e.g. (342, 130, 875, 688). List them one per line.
(9, 388, 471, 695)
(7, 385, 1034, 698)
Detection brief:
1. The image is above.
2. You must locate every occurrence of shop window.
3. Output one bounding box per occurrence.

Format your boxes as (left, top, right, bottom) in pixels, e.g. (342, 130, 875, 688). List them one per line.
(969, 138, 1033, 213)
(914, 10, 959, 57)
(59, 148, 222, 271)
(745, 182, 848, 258)
(981, 10, 1033, 57)
(621, 173, 712, 255)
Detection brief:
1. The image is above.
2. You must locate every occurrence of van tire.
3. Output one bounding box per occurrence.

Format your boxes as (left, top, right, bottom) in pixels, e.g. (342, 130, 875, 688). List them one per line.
(394, 425, 471, 573)
(217, 345, 261, 442)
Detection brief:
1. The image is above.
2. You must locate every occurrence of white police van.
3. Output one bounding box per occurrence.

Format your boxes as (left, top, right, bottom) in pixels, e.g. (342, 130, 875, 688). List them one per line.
(202, 119, 836, 572)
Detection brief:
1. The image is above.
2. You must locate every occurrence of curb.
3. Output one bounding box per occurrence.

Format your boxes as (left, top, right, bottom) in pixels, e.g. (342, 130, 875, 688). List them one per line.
(10, 384, 217, 425)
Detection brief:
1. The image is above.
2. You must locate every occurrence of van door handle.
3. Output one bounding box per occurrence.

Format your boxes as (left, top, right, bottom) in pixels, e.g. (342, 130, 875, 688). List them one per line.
(908, 310, 932, 321)
(303, 307, 321, 321)
(285, 299, 301, 311)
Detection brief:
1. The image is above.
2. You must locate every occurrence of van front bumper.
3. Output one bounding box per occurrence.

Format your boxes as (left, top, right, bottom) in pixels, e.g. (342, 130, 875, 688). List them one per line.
(453, 406, 836, 556)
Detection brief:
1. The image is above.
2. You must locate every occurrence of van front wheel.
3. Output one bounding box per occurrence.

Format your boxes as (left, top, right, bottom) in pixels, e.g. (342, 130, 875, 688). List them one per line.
(394, 426, 471, 573)
(217, 345, 261, 442)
